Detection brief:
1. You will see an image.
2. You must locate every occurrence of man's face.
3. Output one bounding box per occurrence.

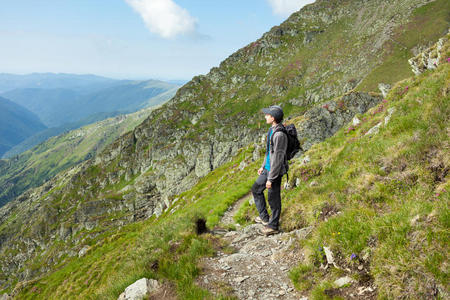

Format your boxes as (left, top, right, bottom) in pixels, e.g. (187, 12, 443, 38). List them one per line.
(265, 114, 274, 124)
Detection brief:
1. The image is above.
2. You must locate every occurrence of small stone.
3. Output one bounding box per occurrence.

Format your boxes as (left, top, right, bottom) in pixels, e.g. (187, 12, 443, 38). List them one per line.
(279, 290, 286, 295)
(384, 107, 396, 125)
(362, 250, 371, 261)
(410, 214, 420, 226)
(365, 122, 382, 136)
(301, 155, 310, 165)
(280, 266, 288, 271)
(235, 276, 249, 283)
(323, 246, 334, 265)
(78, 245, 90, 257)
(309, 180, 318, 187)
(222, 265, 232, 270)
(358, 265, 364, 270)
(378, 83, 391, 98)
(224, 231, 238, 238)
(352, 116, 361, 126)
(334, 276, 353, 287)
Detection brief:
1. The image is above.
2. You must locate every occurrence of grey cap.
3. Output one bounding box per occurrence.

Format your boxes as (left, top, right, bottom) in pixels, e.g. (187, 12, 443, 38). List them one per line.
(262, 105, 284, 121)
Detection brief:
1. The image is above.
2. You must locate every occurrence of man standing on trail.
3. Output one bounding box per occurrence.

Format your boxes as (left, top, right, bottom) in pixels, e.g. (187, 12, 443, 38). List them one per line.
(252, 105, 288, 236)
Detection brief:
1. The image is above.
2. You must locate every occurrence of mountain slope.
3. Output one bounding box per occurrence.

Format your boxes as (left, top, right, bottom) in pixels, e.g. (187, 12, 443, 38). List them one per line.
(0, 105, 164, 208)
(4, 46, 448, 299)
(0, 97, 47, 156)
(2, 86, 179, 158)
(0, 0, 448, 296)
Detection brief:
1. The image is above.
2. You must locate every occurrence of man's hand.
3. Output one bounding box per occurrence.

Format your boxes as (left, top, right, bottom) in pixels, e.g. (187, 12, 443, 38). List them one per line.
(266, 180, 272, 189)
(258, 168, 263, 175)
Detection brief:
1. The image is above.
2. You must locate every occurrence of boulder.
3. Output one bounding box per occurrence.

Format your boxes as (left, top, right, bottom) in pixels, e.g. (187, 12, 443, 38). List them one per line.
(118, 278, 160, 300)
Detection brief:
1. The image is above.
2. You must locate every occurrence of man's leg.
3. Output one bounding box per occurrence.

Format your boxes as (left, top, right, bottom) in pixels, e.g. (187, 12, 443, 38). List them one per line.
(251, 169, 270, 222)
(267, 175, 282, 230)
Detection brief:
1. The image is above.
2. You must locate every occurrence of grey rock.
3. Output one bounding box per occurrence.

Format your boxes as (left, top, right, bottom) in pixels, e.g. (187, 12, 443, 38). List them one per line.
(384, 107, 396, 125)
(78, 245, 90, 258)
(297, 92, 382, 151)
(365, 122, 382, 136)
(235, 276, 250, 283)
(378, 83, 391, 98)
(352, 116, 361, 126)
(323, 246, 335, 265)
(334, 276, 353, 287)
(409, 36, 447, 75)
(119, 278, 160, 300)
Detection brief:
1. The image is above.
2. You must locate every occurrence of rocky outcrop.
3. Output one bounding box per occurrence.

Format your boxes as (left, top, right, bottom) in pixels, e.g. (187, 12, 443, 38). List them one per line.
(408, 33, 449, 75)
(295, 92, 382, 152)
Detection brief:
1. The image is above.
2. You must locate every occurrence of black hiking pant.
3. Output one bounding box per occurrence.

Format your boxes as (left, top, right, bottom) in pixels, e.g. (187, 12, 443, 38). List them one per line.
(251, 169, 282, 230)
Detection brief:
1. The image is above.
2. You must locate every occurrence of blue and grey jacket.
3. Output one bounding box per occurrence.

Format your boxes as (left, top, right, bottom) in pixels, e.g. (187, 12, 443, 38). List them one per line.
(261, 123, 288, 182)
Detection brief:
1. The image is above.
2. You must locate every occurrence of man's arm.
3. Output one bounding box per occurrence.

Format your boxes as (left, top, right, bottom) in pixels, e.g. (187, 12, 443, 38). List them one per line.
(267, 132, 287, 182)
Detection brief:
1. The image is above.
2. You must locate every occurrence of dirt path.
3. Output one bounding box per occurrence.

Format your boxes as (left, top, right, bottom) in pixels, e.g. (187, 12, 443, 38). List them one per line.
(197, 193, 311, 299)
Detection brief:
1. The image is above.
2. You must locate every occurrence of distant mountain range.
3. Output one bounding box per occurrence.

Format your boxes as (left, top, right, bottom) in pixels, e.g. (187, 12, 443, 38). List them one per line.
(0, 73, 118, 93)
(1, 79, 179, 128)
(0, 96, 47, 157)
(0, 73, 180, 156)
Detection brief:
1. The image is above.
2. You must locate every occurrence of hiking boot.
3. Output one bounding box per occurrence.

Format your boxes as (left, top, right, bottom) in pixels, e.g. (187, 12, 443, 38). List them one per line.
(254, 216, 269, 226)
(260, 225, 279, 236)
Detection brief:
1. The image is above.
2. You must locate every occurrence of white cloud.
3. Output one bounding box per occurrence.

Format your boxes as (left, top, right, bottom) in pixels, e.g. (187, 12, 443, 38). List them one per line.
(267, 0, 316, 17)
(125, 0, 197, 39)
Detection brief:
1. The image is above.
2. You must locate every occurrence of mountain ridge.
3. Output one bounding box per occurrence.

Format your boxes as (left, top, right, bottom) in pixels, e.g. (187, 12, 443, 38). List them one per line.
(0, 96, 47, 157)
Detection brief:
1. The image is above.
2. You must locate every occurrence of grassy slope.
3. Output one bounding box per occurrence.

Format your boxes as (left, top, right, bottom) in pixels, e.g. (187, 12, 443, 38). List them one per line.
(357, 0, 450, 92)
(13, 146, 259, 299)
(13, 52, 449, 299)
(282, 63, 449, 298)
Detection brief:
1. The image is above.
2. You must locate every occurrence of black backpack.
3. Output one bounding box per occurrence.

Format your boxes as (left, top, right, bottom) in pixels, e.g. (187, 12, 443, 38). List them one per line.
(270, 124, 302, 160)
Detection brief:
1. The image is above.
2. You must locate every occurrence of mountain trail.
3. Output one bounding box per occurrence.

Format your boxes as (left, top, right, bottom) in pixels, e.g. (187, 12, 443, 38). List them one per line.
(197, 193, 311, 299)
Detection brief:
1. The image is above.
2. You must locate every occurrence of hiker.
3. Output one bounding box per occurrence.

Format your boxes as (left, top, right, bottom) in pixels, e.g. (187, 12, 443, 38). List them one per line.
(252, 105, 288, 236)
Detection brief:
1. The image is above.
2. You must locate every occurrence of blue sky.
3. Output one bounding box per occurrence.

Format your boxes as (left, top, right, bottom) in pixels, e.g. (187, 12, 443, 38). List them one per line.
(0, 0, 315, 80)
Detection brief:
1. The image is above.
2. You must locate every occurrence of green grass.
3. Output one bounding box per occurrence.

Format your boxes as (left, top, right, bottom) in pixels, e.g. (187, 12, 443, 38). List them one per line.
(12, 145, 259, 299)
(356, 0, 450, 92)
(283, 62, 449, 298)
